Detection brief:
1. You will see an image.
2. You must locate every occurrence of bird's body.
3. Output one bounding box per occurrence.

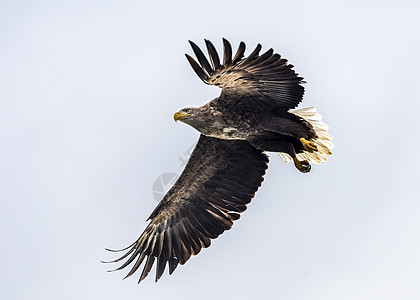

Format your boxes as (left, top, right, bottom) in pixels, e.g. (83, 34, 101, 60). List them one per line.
(179, 99, 260, 140)
(178, 98, 305, 140)
(105, 39, 333, 283)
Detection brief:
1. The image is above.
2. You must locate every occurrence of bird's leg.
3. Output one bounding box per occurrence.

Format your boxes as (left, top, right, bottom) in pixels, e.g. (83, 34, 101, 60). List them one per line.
(300, 138, 318, 153)
(266, 138, 311, 173)
(249, 136, 312, 173)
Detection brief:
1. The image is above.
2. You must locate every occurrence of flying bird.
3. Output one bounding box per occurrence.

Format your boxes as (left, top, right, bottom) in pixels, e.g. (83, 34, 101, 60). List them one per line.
(104, 38, 333, 283)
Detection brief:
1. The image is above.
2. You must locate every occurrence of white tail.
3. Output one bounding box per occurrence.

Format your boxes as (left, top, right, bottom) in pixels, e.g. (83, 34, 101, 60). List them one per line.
(278, 107, 334, 164)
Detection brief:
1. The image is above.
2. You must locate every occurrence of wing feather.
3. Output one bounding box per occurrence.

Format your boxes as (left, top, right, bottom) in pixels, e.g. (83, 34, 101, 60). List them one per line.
(139, 255, 155, 283)
(222, 38, 232, 65)
(205, 39, 220, 69)
(188, 40, 213, 75)
(155, 256, 167, 282)
(232, 41, 246, 64)
(123, 252, 146, 279)
(239, 43, 262, 67)
(186, 39, 304, 110)
(106, 135, 268, 282)
(185, 54, 209, 83)
(168, 257, 179, 275)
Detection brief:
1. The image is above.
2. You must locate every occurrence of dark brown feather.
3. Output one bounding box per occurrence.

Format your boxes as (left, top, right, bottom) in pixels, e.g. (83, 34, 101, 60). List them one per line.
(185, 54, 209, 83)
(222, 38, 232, 65)
(189, 40, 213, 75)
(139, 255, 155, 283)
(232, 41, 246, 64)
(186, 39, 305, 110)
(123, 252, 146, 279)
(205, 39, 220, 69)
(169, 257, 179, 275)
(155, 256, 167, 282)
(239, 44, 262, 67)
(107, 135, 268, 282)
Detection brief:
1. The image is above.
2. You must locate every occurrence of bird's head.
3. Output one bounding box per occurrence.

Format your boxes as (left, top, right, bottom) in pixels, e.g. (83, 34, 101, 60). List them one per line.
(173, 107, 194, 123)
(173, 106, 210, 132)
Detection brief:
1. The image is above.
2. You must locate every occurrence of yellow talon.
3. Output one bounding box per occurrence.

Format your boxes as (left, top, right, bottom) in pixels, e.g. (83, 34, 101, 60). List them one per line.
(293, 157, 311, 173)
(300, 138, 318, 153)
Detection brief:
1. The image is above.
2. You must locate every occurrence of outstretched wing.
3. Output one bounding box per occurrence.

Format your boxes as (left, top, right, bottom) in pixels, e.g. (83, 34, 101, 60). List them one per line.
(185, 38, 305, 110)
(105, 135, 269, 283)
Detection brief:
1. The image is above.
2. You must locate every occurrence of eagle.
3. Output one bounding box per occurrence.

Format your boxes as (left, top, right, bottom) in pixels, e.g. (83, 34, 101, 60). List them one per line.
(104, 39, 333, 283)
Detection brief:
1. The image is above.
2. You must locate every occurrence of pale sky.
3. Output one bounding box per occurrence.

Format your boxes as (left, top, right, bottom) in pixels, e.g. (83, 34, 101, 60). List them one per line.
(1, 1, 420, 299)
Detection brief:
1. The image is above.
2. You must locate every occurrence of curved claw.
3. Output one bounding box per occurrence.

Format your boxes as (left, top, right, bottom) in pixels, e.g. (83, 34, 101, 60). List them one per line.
(293, 157, 311, 173)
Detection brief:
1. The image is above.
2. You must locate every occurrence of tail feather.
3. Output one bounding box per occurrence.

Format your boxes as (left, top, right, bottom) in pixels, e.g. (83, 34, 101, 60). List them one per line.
(278, 154, 293, 163)
(278, 107, 334, 164)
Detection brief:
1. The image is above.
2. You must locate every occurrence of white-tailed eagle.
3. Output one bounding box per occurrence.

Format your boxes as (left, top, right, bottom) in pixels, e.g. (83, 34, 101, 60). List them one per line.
(104, 39, 333, 283)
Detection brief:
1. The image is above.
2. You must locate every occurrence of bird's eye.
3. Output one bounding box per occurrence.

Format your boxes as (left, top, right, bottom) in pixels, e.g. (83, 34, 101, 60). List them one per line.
(186, 109, 191, 113)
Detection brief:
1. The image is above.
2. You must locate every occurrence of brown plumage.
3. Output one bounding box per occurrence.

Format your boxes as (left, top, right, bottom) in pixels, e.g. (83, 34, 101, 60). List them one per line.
(104, 39, 333, 283)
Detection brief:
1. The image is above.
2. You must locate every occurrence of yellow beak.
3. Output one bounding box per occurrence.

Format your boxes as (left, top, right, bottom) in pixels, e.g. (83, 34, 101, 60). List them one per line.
(174, 111, 190, 122)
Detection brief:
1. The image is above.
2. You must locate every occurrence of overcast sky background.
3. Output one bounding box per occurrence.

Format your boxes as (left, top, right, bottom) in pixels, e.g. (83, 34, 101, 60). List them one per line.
(1, 1, 420, 299)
